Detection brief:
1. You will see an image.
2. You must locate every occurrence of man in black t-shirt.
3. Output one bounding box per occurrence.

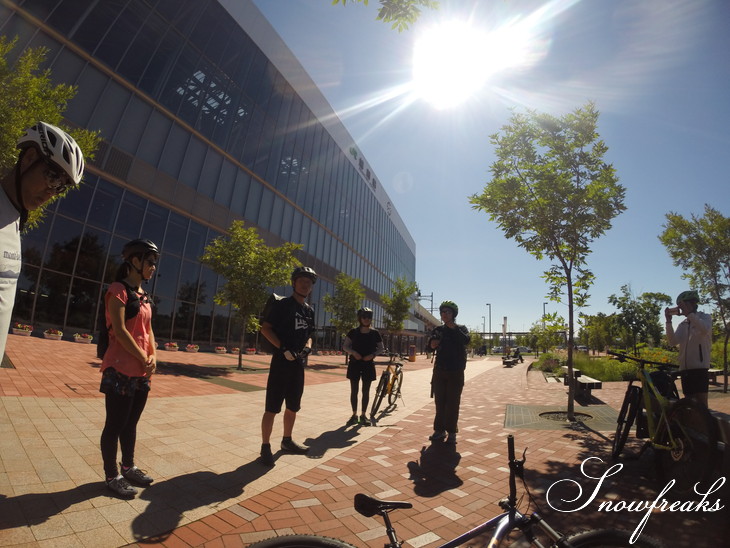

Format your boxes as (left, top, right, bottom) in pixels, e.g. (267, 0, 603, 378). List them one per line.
(258, 266, 316, 466)
(428, 300, 469, 444)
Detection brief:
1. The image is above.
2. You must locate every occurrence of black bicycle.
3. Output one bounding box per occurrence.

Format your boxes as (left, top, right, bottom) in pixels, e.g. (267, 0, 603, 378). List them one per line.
(249, 435, 664, 547)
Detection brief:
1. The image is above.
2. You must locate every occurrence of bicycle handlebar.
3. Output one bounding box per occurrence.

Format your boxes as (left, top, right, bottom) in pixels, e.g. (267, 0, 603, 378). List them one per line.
(608, 350, 677, 370)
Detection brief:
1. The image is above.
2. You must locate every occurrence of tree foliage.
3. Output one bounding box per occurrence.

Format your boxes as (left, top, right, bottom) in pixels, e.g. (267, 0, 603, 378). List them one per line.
(323, 272, 365, 340)
(607, 285, 671, 353)
(660, 205, 730, 388)
(200, 221, 302, 367)
(529, 312, 566, 353)
(0, 36, 100, 230)
(381, 277, 417, 336)
(332, 0, 439, 31)
(470, 102, 624, 418)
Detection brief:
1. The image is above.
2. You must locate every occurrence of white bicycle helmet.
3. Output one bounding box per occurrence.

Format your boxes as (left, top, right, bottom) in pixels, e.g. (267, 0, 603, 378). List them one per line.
(17, 122, 85, 185)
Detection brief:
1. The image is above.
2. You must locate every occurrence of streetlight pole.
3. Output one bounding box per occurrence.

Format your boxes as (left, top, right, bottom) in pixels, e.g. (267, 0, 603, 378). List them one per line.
(486, 303, 491, 353)
(481, 316, 486, 333)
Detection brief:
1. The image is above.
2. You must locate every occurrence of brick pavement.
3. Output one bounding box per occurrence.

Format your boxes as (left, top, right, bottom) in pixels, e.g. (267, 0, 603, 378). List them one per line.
(1, 335, 729, 547)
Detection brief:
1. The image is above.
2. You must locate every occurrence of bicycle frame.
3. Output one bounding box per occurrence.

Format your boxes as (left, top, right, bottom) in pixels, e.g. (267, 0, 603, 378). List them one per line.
(611, 352, 681, 452)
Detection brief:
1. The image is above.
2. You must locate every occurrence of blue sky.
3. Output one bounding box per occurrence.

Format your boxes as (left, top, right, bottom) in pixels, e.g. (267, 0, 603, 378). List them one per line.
(252, 0, 730, 335)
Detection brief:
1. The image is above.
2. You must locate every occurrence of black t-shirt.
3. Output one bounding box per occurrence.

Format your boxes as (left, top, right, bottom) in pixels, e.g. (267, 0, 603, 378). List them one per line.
(431, 324, 469, 371)
(265, 296, 315, 353)
(346, 328, 383, 360)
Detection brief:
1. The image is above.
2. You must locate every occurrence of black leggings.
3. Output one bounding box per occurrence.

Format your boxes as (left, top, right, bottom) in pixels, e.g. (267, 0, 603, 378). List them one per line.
(100, 389, 149, 478)
(350, 378, 372, 414)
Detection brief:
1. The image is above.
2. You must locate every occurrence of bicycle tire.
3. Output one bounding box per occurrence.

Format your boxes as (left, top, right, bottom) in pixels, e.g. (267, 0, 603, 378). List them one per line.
(655, 398, 718, 494)
(387, 370, 403, 406)
(248, 534, 357, 548)
(611, 386, 641, 460)
(564, 528, 664, 547)
(370, 372, 389, 418)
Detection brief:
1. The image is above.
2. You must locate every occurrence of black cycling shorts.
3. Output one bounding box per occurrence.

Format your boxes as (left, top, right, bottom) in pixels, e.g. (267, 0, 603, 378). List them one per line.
(680, 368, 709, 396)
(265, 358, 305, 413)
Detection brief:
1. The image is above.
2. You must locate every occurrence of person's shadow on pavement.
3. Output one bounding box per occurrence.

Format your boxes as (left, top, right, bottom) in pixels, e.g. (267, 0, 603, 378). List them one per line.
(130, 460, 268, 542)
(304, 425, 362, 459)
(407, 442, 463, 497)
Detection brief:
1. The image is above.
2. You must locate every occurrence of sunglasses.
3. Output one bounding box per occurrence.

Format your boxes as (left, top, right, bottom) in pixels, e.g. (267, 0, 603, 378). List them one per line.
(43, 161, 73, 195)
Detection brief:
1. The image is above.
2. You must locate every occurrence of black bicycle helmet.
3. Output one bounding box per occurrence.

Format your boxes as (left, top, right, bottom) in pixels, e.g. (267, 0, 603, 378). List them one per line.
(439, 300, 459, 317)
(122, 239, 159, 260)
(357, 307, 373, 319)
(292, 266, 317, 284)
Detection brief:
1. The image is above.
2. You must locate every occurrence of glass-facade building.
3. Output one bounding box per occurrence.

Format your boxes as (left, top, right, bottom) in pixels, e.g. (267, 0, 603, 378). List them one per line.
(1, 0, 416, 348)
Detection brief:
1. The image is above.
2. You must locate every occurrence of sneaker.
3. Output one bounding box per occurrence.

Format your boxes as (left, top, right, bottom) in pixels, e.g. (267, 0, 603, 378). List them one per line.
(346, 414, 359, 426)
(358, 415, 371, 426)
(121, 464, 153, 486)
(446, 433, 457, 444)
(429, 431, 446, 442)
(281, 438, 309, 454)
(106, 476, 138, 498)
(259, 444, 275, 466)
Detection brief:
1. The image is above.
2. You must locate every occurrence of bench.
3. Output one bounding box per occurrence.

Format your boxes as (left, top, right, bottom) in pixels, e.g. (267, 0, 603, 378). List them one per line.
(709, 368, 723, 384)
(502, 356, 519, 367)
(561, 366, 602, 399)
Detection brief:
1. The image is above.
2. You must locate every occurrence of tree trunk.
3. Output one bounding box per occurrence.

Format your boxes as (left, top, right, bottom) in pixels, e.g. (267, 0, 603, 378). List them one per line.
(237, 320, 246, 370)
(566, 276, 576, 421)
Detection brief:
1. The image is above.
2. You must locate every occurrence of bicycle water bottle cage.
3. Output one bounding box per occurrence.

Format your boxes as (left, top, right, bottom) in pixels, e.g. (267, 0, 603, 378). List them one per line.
(509, 449, 526, 479)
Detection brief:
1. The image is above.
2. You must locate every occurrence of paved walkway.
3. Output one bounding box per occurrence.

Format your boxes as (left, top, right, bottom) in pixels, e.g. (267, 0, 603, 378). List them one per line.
(1, 335, 729, 547)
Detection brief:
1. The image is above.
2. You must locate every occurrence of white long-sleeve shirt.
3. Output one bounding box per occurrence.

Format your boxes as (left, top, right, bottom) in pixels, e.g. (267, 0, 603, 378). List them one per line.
(666, 311, 712, 370)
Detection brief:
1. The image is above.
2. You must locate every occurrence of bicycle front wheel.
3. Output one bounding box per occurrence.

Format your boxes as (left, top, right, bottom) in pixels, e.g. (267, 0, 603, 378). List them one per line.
(611, 386, 641, 460)
(564, 529, 664, 547)
(387, 371, 403, 406)
(370, 372, 390, 418)
(248, 534, 357, 548)
(655, 398, 718, 493)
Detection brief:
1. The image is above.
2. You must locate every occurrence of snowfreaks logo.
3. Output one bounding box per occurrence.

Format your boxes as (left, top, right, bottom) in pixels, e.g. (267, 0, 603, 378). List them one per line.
(546, 458, 724, 544)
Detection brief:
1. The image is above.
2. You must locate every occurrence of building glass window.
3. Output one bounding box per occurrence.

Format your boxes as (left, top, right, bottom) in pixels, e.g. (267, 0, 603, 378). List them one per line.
(115, 191, 147, 239)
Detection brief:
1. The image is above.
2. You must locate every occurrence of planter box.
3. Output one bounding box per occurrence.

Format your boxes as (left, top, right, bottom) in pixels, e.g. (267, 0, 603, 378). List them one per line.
(186, 348, 199, 353)
(44, 333, 62, 340)
(215, 349, 227, 354)
(245, 350, 255, 355)
(164, 347, 178, 351)
(74, 337, 92, 344)
(12, 329, 32, 336)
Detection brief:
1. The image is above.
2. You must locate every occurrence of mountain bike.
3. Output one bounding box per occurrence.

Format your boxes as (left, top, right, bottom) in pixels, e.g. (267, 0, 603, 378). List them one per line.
(249, 435, 664, 547)
(369, 353, 405, 422)
(609, 351, 718, 493)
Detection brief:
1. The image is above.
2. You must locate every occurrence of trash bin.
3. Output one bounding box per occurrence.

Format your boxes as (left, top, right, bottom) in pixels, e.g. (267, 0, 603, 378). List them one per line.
(409, 345, 416, 362)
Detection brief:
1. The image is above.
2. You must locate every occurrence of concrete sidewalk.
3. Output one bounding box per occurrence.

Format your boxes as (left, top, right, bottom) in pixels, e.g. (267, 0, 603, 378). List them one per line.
(1, 336, 729, 547)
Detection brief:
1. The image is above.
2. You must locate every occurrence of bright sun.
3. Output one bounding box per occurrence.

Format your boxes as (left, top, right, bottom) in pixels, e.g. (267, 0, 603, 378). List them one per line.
(412, 20, 543, 110)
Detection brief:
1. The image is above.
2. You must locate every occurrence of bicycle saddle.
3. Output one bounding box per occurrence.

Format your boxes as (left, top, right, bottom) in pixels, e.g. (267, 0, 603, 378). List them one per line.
(354, 493, 413, 517)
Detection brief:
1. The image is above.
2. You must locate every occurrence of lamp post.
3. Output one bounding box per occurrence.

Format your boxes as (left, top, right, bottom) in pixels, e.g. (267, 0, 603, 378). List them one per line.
(486, 303, 491, 353)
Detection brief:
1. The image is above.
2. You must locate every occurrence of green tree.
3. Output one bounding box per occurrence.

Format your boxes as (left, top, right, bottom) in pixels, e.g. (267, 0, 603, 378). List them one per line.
(529, 312, 566, 354)
(0, 37, 100, 230)
(332, 0, 439, 31)
(323, 272, 365, 360)
(200, 221, 302, 369)
(470, 102, 625, 419)
(579, 312, 615, 353)
(660, 205, 730, 390)
(608, 285, 671, 354)
(468, 330, 483, 354)
(381, 277, 417, 352)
